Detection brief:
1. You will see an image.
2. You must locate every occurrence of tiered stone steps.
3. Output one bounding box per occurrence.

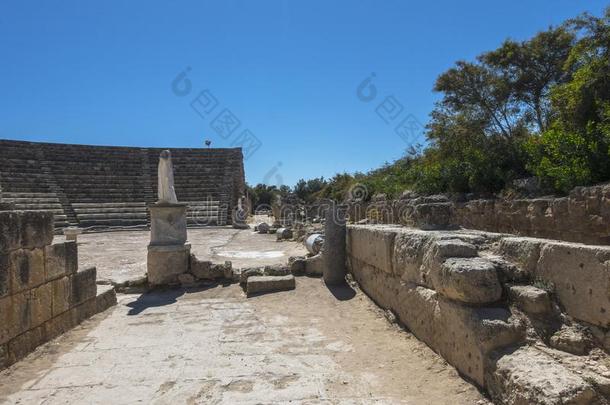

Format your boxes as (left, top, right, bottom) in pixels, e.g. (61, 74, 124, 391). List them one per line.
(0, 192, 70, 228)
(0, 140, 245, 231)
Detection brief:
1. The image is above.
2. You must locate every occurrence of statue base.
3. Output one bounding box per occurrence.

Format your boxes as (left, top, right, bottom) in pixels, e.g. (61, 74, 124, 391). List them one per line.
(147, 202, 190, 285)
(149, 202, 188, 246)
(147, 243, 191, 285)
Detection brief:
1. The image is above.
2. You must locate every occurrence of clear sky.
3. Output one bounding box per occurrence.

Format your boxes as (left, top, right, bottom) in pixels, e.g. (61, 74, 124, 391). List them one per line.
(1, 1, 607, 187)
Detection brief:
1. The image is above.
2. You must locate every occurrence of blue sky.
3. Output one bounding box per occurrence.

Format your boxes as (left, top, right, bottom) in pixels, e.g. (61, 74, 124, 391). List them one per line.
(0, 1, 607, 187)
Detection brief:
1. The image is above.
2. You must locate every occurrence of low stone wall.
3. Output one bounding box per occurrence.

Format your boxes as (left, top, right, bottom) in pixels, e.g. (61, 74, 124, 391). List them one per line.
(0, 210, 116, 369)
(347, 183, 610, 245)
(346, 224, 610, 403)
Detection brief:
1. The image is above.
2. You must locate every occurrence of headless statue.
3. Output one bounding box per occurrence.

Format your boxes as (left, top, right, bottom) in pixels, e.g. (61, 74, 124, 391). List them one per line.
(158, 150, 178, 204)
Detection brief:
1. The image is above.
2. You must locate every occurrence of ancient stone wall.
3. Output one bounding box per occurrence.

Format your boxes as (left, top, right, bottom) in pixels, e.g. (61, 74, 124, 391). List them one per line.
(347, 183, 610, 245)
(0, 139, 245, 230)
(346, 224, 610, 402)
(0, 209, 116, 369)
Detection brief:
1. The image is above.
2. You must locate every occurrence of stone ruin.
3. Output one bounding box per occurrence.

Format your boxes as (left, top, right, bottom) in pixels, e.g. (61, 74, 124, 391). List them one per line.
(0, 208, 115, 369)
(1, 142, 610, 404)
(0, 139, 245, 230)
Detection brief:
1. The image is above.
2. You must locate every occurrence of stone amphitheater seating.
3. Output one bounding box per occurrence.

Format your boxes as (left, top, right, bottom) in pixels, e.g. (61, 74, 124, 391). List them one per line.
(0, 140, 245, 231)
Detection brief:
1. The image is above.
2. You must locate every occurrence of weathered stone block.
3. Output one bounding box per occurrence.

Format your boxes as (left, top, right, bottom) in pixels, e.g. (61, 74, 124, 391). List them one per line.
(44, 241, 78, 282)
(246, 275, 295, 296)
(44, 310, 76, 341)
(147, 244, 190, 285)
(190, 254, 215, 279)
(432, 258, 502, 304)
(0, 343, 7, 369)
(7, 325, 45, 365)
(549, 326, 591, 356)
(486, 346, 598, 405)
(497, 237, 543, 275)
(0, 296, 12, 344)
(30, 283, 53, 328)
(508, 285, 552, 315)
(51, 276, 71, 316)
(149, 203, 188, 246)
(413, 202, 455, 230)
(536, 241, 610, 328)
(9, 248, 45, 293)
(0, 211, 21, 254)
(0, 254, 8, 298)
(96, 285, 117, 313)
(71, 267, 97, 306)
(347, 225, 397, 274)
(72, 298, 97, 323)
(392, 230, 431, 284)
(19, 211, 53, 249)
(11, 291, 31, 337)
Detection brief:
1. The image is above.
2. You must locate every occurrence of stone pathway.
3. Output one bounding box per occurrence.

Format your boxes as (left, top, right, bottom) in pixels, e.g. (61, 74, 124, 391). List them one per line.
(0, 278, 487, 404)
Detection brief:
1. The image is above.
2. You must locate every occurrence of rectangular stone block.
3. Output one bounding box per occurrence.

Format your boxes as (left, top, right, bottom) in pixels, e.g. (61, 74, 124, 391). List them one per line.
(30, 283, 53, 328)
(9, 248, 45, 294)
(7, 325, 45, 365)
(72, 298, 97, 323)
(11, 291, 31, 337)
(43, 310, 76, 341)
(51, 276, 71, 316)
(347, 225, 397, 274)
(246, 275, 296, 296)
(149, 203, 188, 246)
(147, 244, 190, 285)
(0, 296, 12, 345)
(536, 241, 610, 328)
(96, 285, 117, 313)
(45, 241, 78, 282)
(0, 343, 7, 369)
(71, 267, 97, 306)
(19, 211, 54, 249)
(0, 254, 8, 298)
(0, 211, 21, 254)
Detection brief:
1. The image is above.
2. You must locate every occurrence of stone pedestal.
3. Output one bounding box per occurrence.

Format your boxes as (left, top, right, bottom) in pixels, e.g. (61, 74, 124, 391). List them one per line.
(147, 202, 190, 286)
(147, 244, 191, 285)
(149, 203, 188, 245)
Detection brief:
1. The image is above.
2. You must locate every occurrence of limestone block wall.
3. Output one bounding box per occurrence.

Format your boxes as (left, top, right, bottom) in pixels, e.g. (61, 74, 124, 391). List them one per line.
(0, 210, 116, 369)
(346, 183, 610, 245)
(346, 225, 610, 402)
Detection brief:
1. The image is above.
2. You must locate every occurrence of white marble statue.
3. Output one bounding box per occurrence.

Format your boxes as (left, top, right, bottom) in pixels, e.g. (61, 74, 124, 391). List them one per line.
(158, 150, 178, 204)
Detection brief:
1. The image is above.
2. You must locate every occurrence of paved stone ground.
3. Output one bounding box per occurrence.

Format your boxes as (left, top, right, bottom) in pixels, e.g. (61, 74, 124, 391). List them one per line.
(0, 278, 487, 404)
(69, 227, 306, 285)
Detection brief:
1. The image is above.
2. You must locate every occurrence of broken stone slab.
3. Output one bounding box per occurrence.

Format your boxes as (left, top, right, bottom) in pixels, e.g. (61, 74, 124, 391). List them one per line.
(432, 257, 502, 304)
(508, 285, 552, 316)
(246, 274, 296, 296)
(486, 345, 600, 404)
(239, 265, 291, 284)
(288, 256, 307, 276)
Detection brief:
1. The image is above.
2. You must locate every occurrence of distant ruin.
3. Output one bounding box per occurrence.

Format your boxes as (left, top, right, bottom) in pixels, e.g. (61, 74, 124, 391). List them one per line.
(0, 139, 245, 230)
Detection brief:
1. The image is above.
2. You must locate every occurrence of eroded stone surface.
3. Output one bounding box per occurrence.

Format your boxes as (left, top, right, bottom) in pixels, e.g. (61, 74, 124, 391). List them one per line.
(0, 279, 487, 404)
